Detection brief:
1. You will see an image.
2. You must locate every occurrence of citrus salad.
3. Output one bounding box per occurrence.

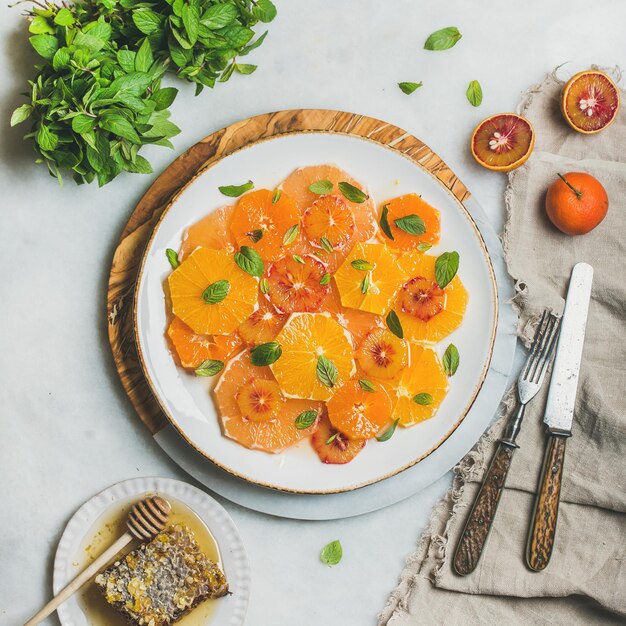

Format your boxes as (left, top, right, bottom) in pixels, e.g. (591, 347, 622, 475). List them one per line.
(165, 165, 467, 464)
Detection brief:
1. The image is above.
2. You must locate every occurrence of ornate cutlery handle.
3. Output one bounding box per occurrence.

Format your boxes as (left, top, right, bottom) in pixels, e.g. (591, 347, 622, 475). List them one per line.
(527, 434, 567, 571)
(453, 441, 516, 576)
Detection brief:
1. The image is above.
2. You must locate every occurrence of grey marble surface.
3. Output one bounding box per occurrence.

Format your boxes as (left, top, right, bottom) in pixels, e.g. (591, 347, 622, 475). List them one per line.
(2, 2, 624, 625)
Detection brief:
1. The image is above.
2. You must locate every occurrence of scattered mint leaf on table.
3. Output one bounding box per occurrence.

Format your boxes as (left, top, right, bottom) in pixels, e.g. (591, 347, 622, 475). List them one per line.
(320, 540, 343, 566)
(424, 26, 462, 51)
(466, 80, 483, 107)
(398, 81, 422, 95)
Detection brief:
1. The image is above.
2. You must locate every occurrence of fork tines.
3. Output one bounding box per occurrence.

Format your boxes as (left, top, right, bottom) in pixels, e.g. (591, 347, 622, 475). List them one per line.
(520, 310, 561, 388)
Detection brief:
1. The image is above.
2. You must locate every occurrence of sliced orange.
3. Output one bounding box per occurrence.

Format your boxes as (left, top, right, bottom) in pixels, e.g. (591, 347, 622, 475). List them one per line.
(230, 189, 301, 263)
(311, 411, 366, 464)
(167, 316, 242, 368)
(471, 113, 535, 172)
(333, 243, 409, 315)
(168, 247, 258, 335)
(302, 194, 355, 250)
(380, 194, 440, 250)
(271, 313, 355, 401)
(562, 70, 620, 134)
(214, 350, 322, 452)
(179, 205, 236, 260)
(395, 251, 468, 343)
(238, 298, 287, 345)
(266, 254, 330, 313)
(282, 165, 378, 273)
(356, 328, 408, 380)
(327, 379, 392, 439)
(390, 343, 449, 427)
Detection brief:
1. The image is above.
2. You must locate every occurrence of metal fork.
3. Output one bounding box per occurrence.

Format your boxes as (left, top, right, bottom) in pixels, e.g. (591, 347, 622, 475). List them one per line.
(453, 310, 561, 576)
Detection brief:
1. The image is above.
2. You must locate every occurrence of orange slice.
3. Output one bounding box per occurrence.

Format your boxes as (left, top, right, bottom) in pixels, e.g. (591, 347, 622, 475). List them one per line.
(311, 412, 366, 464)
(302, 194, 355, 250)
(271, 313, 355, 401)
(395, 251, 468, 343)
(327, 379, 392, 439)
(230, 189, 301, 263)
(168, 247, 258, 335)
(179, 205, 236, 260)
(562, 70, 620, 134)
(380, 193, 440, 250)
(167, 317, 242, 368)
(356, 328, 408, 380)
(235, 377, 284, 422)
(214, 350, 322, 452)
(238, 298, 288, 345)
(390, 343, 449, 427)
(333, 243, 409, 315)
(471, 113, 535, 172)
(266, 254, 330, 313)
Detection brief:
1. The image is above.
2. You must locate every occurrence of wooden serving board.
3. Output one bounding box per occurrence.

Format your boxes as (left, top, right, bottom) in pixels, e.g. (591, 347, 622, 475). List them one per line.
(106, 109, 470, 438)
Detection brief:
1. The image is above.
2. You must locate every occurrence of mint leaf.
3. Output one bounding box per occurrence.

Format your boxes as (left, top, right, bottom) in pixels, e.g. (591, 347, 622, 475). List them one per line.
(386, 310, 403, 339)
(316, 355, 338, 388)
(253, 0, 277, 22)
(202, 279, 230, 304)
(219, 180, 254, 197)
(309, 179, 333, 194)
(376, 419, 400, 442)
(272, 188, 282, 204)
(235, 246, 264, 277)
(417, 242, 432, 252)
(250, 341, 282, 366)
(246, 229, 264, 243)
(295, 409, 318, 430)
(293, 254, 305, 264)
(466, 80, 483, 107)
(282, 224, 299, 246)
(424, 27, 462, 51)
(195, 359, 224, 377)
(319, 237, 334, 253)
(29, 34, 58, 59)
(166, 248, 180, 269)
(398, 81, 422, 95)
(360, 272, 370, 294)
(260, 277, 270, 294)
(320, 540, 342, 566)
(380, 204, 395, 240)
(435, 251, 459, 288)
(235, 63, 257, 75)
(359, 379, 377, 393)
(394, 214, 426, 236)
(320, 273, 332, 286)
(338, 181, 368, 203)
(413, 392, 434, 405)
(10, 105, 33, 127)
(132, 10, 162, 35)
(443, 344, 460, 376)
(351, 259, 373, 271)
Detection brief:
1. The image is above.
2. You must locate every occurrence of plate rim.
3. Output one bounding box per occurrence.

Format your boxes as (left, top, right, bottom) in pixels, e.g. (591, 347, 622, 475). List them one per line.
(131, 109, 499, 494)
(53, 476, 250, 626)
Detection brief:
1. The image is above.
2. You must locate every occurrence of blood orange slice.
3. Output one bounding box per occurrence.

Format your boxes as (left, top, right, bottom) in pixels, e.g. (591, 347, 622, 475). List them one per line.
(214, 350, 322, 452)
(179, 205, 236, 260)
(355, 328, 408, 380)
(230, 189, 301, 263)
(471, 113, 535, 172)
(379, 193, 440, 250)
(238, 299, 288, 345)
(167, 317, 242, 368)
(327, 379, 392, 440)
(302, 194, 355, 250)
(311, 412, 366, 464)
(266, 254, 330, 313)
(562, 70, 620, 134)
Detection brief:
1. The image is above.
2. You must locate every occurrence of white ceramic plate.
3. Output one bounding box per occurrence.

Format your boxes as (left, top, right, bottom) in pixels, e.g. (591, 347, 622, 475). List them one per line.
(54, 477, 250, 626)
(135, 132, 497, 494)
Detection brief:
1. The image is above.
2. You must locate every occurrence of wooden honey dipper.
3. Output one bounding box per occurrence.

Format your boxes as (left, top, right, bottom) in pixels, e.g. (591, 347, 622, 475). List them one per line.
(24, 495, 171, 626)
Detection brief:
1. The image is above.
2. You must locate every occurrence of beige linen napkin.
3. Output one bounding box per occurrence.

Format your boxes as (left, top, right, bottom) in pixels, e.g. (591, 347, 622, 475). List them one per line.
(379, 68, 626, 625)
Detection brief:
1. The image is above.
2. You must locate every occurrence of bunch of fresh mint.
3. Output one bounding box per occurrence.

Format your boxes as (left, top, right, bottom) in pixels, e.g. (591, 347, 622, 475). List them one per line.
(10, 0, 276, 187)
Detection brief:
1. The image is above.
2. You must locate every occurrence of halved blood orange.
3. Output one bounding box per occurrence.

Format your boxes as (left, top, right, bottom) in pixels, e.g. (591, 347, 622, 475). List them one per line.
(562, 70, 620, 134)
(214, 350, 322, 452)
(327, 379, 392, 439)
(302, 194, 355, 250)
(168, 247, 258, 335)
(333, 243, 409, 315)
(356, 328, 408, 380)
(230, 189, 301, 263)
(271, 312, 355, 401)
(238, 298, 288, 345)
(266, 254, 330, 313)
(396, 251, 468, 343)
(390, 343, 449, 427)
(471, 113, 535, 172)
(311, 412, 366, 464)
(380, 193, 440, 250)
(167, 317, 242, 368)
(179, 205, 236, 260)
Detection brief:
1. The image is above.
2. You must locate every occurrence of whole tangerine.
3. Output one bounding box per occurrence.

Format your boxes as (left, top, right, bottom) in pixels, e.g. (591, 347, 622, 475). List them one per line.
(545, 172, 608, 236)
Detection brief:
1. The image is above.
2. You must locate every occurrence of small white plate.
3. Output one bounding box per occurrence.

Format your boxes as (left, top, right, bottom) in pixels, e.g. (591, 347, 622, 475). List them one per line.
(135, 131, 497, 493)
(53, 477, 250, 626)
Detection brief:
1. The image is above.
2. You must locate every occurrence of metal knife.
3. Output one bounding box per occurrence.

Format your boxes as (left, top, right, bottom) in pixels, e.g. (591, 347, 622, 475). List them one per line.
(526, 262, 593, 572)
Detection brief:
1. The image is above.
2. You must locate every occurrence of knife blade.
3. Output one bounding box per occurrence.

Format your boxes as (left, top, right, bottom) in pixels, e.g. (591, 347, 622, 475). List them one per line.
(543, 262, 594, 435)
(526, 262, 593, 571)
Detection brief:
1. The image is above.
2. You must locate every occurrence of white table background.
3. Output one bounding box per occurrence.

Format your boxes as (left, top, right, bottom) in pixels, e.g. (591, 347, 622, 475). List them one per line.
(1, 2, 623, 624)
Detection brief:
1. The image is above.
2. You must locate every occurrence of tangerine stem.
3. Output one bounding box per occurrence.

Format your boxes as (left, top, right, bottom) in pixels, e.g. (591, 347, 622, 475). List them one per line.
(557, 173, 582, 199)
